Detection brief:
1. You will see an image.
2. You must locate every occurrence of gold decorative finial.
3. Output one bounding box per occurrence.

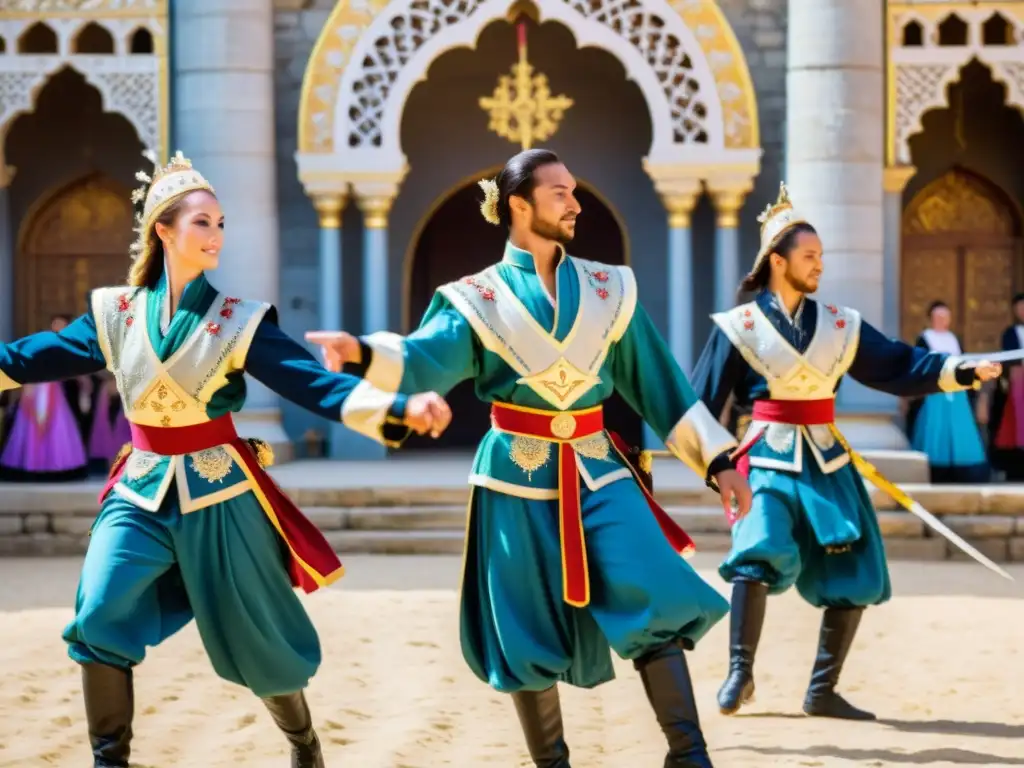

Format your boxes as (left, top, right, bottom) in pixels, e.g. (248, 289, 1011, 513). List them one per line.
(750, 180, 809, 272)
(478, 178, 501, 225)
(756, 181, 793, 230)
(479, 19, 573, 150)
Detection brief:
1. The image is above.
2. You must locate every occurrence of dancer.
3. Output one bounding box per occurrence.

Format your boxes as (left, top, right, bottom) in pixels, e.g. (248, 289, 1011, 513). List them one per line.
(691, 183, 1002, 721)
(308, 149, 752, 768)
(905, 301, 989, 483)
(0, 150, 451, 768)
(989, 293, 1024, 480)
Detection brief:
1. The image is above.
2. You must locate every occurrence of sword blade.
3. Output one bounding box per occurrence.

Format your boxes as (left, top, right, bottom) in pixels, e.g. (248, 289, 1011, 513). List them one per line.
(903, 500, 1015, 581)
(959, 348, 1024, 364)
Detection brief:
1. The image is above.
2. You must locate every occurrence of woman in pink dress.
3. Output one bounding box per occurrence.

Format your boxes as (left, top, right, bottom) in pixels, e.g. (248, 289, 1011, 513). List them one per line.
(86, 371, 131, 473)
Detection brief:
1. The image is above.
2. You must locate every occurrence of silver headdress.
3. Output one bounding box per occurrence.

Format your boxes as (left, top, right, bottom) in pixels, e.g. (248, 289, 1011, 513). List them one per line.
(129, 149, 215, 262)
(751, 182, 809, 273)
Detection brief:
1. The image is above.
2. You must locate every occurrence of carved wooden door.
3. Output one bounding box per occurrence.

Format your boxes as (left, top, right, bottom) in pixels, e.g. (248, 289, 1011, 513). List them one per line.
(18, 174, 133, 334)
(900, 247, 960, 344)
(964, 246, 1016, 352)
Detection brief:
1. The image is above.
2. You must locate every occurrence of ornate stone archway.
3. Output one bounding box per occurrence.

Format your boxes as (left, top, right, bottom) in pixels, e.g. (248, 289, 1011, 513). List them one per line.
(0, 0, 169, 169)
(296, 0, 762, 383)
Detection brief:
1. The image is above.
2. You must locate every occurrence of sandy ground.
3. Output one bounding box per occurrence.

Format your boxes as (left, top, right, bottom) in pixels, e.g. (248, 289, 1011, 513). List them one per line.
(1, 554, 1022, 768)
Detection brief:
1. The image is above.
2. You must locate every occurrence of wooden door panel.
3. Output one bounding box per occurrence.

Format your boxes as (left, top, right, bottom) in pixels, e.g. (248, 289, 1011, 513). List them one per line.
(964, 247, 1015, 352)
(900, 247, 960, 343)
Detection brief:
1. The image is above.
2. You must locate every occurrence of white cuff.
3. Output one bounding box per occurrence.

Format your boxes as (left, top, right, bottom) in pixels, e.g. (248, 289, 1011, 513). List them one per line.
(939, 355, 971, 393)
(362, 331, 404, 392)
(666, 402, 738, 474)
(341, 379, 400, 446)
(0, 369, 20, 392)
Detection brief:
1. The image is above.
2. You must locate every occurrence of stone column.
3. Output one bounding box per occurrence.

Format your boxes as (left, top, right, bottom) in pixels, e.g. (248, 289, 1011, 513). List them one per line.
(660, 184, 702, 375)
(356, 191, 394, 335)
(171, 0, 290, 454)
(786, 0, 905, 449)
(882, 165, 915, 340)
(312, 192, 356, 460)
(707, 179, 752, 312)
(0, 164, 14, 341)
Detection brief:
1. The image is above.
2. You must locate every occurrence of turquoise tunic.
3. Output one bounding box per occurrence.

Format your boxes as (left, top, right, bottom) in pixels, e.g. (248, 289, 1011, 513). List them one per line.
(354, 243, 735, 692)
(0, 273, 406, 697)
(692, 291, 978, 609)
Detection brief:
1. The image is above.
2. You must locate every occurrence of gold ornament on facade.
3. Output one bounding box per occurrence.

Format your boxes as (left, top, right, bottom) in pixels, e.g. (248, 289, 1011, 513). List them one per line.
(479, 20, 573, 151)
(510, 435, 551, 479)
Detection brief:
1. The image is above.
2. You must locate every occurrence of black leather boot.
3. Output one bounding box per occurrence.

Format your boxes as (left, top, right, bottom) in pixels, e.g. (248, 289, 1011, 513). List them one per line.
(635, 641, 714, 768)
(717, 580, 768, 715)
(82, 662, 133, 768)
(262, 691, 326, 768)
(802, 607, 876, 721)
(510, 686, 571, 767)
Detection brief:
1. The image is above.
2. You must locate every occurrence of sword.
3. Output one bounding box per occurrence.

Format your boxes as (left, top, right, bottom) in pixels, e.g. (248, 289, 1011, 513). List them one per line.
(828, 426, 1014, 582)
(958, 348, 1024, 365)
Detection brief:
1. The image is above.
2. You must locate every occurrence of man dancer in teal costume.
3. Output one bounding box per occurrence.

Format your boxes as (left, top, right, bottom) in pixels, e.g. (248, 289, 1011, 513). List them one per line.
(308, 149, 753, 768)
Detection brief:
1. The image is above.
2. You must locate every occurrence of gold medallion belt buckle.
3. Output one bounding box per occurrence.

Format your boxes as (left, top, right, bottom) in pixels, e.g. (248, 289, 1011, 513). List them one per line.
(550, 412, 577, 440)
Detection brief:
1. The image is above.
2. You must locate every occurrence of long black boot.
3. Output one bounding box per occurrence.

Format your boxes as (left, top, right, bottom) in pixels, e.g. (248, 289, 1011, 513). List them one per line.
(262, 691, 326, 768)
(635, 640, 713, 768)
(717, 580, 768, 715)
(802, 607, 876, 721)
(510, 686, 570, 767)
(82, 662, 133, 768)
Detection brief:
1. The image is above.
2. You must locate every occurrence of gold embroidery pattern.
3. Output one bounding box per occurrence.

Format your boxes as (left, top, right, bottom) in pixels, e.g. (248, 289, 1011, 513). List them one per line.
(247, 438, 275, 468)
(125, 451, 161, 481)
(509, 435, 551, 480)
(573, 433, 611, 461)
(765, 423, 796, 454)
(190, 448, 233, 483)
(142, 381, 187, 414)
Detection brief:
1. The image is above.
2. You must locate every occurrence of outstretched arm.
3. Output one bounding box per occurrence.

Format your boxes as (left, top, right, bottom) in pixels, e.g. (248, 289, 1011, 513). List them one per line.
(691, 324, 751, 425)
(847, 321, 991, 397)
(609, 302, 749, 514)
(244, 313, 450, 447)
(308, 292, 479, 396)
(0, 312, 107, 391)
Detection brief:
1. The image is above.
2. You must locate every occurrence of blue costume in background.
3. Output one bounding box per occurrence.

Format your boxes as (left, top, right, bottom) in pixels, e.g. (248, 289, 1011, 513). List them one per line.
(691, 183, 982, 722)
(0, 151, 410, 768)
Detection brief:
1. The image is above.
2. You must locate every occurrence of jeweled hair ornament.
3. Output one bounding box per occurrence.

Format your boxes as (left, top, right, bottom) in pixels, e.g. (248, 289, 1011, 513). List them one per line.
(128, 149, 215, 262)
(751, 181, 809, 272)
(478, 178, 500, 226)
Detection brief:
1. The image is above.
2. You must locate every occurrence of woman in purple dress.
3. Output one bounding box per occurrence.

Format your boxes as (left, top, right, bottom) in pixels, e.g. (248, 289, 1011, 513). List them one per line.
(87, 371, 131, 473)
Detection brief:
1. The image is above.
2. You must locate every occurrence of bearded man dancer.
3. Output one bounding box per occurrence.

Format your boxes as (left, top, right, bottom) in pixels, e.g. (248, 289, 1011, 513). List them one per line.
(691, 183, 1002, 721)
(307, 149, 753, 768)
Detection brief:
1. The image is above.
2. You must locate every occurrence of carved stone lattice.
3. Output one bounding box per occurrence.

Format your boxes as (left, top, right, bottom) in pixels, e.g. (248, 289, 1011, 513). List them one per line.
(0, 71, 47, 128)
(85, 70, 159, 149)
(342, 0, 710, 148)
(0, 0, 159, 11)
(990, 60, 1024, 116)
(893, 62, 960, 165)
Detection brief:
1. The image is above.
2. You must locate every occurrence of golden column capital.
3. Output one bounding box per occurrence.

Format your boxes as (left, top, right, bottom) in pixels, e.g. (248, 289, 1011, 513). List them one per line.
(312, 193, 346, 228)
(706, 177, 752, 228)
(883, 165, 916, 194)
(357, 194, 394, 230)
(661, 191, 701, 229)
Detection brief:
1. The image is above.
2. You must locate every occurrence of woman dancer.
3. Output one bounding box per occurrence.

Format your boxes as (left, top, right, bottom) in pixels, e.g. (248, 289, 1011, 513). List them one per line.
(0, 150, 451, 768)
(905, 301, 989, 483)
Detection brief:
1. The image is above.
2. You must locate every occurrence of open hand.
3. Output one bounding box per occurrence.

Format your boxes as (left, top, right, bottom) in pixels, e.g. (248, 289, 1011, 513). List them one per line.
(970, 360, 1003, 382)
(405, 392, 452, 438)
(305, 331, 361, 372)
(715, 468, 752, 524)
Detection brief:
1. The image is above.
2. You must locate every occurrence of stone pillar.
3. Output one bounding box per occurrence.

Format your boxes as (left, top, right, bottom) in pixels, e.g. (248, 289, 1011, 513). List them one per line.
(171, 0, 291, 454)
(356, 191, 394, 335)
(707, 179, 752, 312)
(0, 165, 14, 341)
(883, 166, 915, 340)
(313, 192, 356, 460)
(786, 0, 905, 449)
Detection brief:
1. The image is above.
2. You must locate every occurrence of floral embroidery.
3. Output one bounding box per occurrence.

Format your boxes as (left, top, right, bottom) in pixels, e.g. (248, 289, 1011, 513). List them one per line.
(596, 288, 609, 300)
(464, 277, 496, 302)
(126, 316, 134, 328)
(116, 293, 135, 328)
(206, 321, 221, 336)
(224, 297, 241, 305)
(219, 307, 234, 319)
(582, 266, 614, 299)
(743, 309, 752, 317)
(744, 320, 755, 331)
(835, 319, 846, 329)
(825, 304, 838, 315)
(592, 271, 609, 283)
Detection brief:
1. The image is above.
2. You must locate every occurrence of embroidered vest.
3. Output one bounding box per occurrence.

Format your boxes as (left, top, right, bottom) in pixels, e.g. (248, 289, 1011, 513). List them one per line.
(91, 286, 270, 512)
(712, 300, 861, 474)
